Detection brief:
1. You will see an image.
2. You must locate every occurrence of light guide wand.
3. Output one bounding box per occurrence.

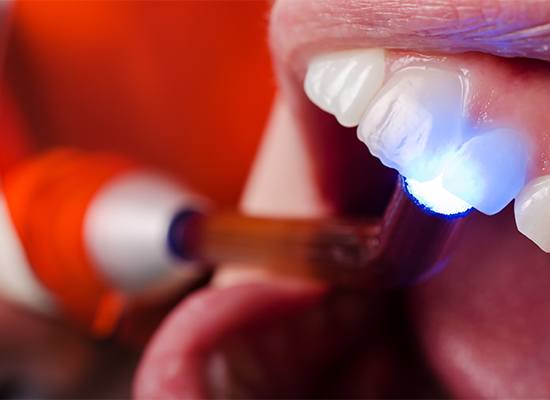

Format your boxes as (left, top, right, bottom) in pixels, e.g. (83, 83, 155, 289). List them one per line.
(168, 179, 466, 288)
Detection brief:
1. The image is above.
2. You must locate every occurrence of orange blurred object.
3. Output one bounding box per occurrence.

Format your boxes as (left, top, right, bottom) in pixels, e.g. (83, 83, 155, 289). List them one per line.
(2, 149, 135, 335)
(0, 89, 32, 171)
(7, 0, 275, 206)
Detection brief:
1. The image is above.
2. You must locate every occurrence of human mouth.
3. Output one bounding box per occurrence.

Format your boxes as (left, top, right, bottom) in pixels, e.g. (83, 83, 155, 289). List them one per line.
(302, 48, 550, 396)
(136, 1, 550, 398)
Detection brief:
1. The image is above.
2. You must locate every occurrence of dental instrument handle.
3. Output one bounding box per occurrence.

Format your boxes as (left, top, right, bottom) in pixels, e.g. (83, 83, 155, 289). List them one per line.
(0, 148, 465, 337)
(168, 210, 384, 287)
(167, 178, 463, 288)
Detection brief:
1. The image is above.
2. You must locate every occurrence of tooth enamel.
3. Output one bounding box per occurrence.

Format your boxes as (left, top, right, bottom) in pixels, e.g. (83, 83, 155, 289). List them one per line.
(304, 49, 385, 127)
(514, 175, 550, 252)
(357, 67, 465, 181)
(441, 129, 528, 215)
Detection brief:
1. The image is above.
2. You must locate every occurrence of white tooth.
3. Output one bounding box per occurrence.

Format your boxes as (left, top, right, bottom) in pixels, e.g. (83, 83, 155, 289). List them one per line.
(303, 56, 334, 113)
(304, 49, 385, 127)
(515, 175, 550, 252)
(357, 67, 465, 181)
(441, 129, 527, 215)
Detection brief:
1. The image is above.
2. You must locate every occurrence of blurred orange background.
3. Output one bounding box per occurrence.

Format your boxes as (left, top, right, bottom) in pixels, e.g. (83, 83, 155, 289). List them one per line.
(4, 0, 275, 206)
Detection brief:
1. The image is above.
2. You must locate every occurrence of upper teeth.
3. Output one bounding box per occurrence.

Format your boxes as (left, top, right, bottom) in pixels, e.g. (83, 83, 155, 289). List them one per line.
(515, 175, 550, 252)
(303, 49, 529, 217)
(304, 49, 385, 128)
(357, 66, 466, 182)
(441, 128, 527, 215)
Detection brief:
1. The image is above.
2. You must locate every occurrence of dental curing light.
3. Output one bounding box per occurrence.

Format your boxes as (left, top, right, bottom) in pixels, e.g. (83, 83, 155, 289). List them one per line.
(167, 176, 466, 288)
(0, 149, 466, 337)
(404, 175, 473, 217)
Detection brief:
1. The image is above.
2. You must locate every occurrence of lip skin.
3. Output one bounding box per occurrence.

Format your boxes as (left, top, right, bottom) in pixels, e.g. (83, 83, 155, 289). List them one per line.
(270, 0, 550, 77)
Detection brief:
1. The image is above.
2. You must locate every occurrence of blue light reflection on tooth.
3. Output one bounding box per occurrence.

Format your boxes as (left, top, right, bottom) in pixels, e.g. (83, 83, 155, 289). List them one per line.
(441, 129, 528, 216)
(358, 67, 465, 182)
(403, 175, 473, 218)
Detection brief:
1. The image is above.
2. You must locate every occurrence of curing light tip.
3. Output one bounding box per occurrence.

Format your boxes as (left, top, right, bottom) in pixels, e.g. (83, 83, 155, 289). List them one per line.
(403, 175, 472, 218)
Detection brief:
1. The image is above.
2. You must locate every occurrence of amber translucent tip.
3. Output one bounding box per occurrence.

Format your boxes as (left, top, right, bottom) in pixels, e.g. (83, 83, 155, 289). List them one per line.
(169, 180, 464, 288)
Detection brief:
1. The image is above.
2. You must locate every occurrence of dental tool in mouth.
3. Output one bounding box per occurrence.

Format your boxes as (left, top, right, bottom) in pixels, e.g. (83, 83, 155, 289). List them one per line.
(404, 175, 472, 217)
(0, 149, 465, 336)
(167, 175, 463, 288)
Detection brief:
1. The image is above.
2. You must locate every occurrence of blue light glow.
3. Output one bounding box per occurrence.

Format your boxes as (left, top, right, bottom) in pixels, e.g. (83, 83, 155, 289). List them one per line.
(404, 175, 473, 217)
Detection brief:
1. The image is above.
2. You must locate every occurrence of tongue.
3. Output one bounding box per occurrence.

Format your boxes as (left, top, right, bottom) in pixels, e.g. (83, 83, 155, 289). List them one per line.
(410, 206, 550, 397)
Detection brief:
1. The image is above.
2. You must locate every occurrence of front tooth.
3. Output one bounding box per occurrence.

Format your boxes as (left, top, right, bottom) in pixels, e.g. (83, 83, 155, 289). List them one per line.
(357, 67, 465, 181)
(441, 129, 528, 215)
(514, 175, 550, 252)
(304, 49, 385, 127)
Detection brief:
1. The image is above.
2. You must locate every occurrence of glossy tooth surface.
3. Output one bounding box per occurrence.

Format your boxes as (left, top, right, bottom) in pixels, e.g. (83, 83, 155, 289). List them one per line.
(442, 129, 528, 216)
(514, 175, 550, 252)
(357, 67, 465, 181)
(304, 49, 385, 127)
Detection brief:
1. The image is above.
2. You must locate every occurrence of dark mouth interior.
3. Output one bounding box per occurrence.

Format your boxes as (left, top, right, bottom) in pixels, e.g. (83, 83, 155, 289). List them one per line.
(302, 110, 397, 219)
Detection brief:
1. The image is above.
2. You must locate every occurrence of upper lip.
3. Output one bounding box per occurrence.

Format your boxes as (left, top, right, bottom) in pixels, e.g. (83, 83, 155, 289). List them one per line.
(270, 0, 550, 80)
